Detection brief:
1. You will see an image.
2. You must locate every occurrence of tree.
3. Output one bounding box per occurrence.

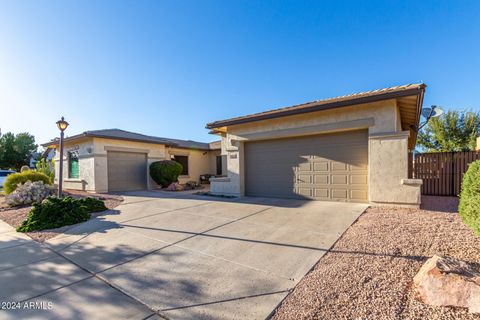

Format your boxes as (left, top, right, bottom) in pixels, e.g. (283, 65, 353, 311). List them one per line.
(0, 132, 37, 170)
(417, 110, 480, 152)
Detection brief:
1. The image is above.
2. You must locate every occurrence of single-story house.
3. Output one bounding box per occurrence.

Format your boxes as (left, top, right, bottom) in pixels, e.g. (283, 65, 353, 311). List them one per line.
(42, 129, 223, 192)
(206, 84, 426, 207)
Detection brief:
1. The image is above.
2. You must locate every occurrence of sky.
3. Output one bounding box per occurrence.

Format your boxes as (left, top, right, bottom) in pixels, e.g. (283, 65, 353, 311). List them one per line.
(0, 0, 479, 148)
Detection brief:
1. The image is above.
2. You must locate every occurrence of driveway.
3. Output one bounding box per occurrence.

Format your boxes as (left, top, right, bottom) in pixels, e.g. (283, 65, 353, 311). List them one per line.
(0, 192, 367, 320)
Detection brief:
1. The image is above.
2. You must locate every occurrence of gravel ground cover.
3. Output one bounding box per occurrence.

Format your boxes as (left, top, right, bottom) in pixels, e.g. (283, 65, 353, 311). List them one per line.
(0, 190, 123, 242)
(272, 196, 480, 320)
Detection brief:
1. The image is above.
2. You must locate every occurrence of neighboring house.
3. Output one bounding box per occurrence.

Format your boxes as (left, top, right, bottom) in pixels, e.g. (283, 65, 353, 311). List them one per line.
(29, 148, 56, 169)
(206, 84, 426, 207)
(28, 152, 41, 168)
(41, 129, 222, 193)
(41, 147, 56, 162)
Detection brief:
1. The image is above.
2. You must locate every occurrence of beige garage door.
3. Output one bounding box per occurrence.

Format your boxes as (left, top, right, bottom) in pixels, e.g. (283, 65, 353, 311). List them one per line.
(245, 130, 368, 202)
(107, 151, 147, 192)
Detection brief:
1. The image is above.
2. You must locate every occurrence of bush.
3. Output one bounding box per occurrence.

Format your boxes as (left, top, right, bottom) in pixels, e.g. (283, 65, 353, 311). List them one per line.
(459, 160, 480, 236)
(3, 171, 52, 194)
(16, 196, 107, 232)
(149, 160, 183, 187)
(5, 181, 55, 207)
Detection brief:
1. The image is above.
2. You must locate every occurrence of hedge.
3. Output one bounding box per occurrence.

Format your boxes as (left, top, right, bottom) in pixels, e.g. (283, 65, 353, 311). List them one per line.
(3, 171, 52, 194)
(459, 160, 480, 236)
(149, 160, 183, 187)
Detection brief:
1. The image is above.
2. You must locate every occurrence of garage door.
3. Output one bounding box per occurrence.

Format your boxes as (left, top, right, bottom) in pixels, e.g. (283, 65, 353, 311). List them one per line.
(245, 130, 368, 202)
(107, 151, 147, 192)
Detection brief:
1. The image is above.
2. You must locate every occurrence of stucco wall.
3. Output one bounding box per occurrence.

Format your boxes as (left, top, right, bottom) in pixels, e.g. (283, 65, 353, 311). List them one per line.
(208, 150, 222, 175)
(167, 147, 217, 184)
(210, 100, 421, 206)
(92, 138, 167, 192)
(369, 132, 421, 205)
(54, 138, 96, 191)
(54, 137, 221, 192)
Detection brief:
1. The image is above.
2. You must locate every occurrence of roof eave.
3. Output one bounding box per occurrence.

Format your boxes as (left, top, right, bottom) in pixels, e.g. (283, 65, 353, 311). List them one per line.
(206, 86, 427, 129)
(41, 132, 178, 148)
(410, 86, 426, 150)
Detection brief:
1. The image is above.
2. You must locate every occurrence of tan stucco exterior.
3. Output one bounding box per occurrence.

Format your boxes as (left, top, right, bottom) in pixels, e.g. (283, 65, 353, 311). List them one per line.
(210, 100, 422, 206)
(54, 137, 219, 193)
(167, 147, 221, 185)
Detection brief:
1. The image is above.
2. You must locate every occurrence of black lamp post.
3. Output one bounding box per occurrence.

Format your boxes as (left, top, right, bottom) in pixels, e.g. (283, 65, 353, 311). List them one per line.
(56, 117, 69, 197)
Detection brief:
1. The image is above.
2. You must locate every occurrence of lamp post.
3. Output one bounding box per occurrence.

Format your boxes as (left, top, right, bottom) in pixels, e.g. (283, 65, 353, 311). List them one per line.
(56, 117, 69, 197)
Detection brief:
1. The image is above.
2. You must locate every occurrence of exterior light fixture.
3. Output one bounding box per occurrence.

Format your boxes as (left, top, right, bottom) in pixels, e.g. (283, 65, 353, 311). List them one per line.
(56, 117, 69, 197)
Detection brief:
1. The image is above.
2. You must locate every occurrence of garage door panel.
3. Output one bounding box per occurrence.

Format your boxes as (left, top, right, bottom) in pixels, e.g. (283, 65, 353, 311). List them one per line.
(350, 174, 368, 185)
(331, 189, 348, 199)
(245, 130, 368, 202)
(107, 151, 147, 192)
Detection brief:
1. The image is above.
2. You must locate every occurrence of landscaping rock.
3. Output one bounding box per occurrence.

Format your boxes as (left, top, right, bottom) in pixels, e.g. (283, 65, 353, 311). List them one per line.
(165, 182, 184, 191)
(413, 255, 480, 314)
(5, 181, 55, 207)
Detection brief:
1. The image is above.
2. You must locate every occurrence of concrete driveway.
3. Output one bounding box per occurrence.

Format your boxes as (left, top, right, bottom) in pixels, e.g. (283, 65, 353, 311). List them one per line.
(0, 192, 367, 320)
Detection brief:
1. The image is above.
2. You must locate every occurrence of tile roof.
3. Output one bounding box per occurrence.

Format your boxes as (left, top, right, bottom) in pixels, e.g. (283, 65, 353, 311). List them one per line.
(43, 129, 220, 150)
(206, 83, 426, 129)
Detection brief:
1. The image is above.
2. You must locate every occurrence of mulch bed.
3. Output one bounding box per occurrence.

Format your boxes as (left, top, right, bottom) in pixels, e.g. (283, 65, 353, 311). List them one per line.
(272, 196, 480, 320)
(0, 190, 123, 242)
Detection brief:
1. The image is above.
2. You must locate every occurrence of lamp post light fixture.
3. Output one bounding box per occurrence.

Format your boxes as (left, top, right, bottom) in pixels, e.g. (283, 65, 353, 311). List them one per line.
(56, 116, 69, 197)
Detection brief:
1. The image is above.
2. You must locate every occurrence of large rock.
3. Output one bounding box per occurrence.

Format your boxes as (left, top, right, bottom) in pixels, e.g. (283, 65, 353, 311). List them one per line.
(413, 255, 480, 314)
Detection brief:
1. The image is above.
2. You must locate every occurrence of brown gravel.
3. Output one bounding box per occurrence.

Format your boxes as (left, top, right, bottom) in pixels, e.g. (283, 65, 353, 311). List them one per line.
(272, 197, 480, 320)
(0, 190, 123, 242)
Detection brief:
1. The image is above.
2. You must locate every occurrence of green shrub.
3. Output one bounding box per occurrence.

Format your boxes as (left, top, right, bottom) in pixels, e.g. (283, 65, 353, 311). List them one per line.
(36, 158, 55, 183)
(4, 171, 51, 194)
(459, 160, 480, 236)
(80, 197, 108, 212)
(17, 196, 107, 232)
(149, 160, 183, 187)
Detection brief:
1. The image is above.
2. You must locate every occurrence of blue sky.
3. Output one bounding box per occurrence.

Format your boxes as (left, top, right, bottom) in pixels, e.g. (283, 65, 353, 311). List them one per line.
(0, 0, 479, 147)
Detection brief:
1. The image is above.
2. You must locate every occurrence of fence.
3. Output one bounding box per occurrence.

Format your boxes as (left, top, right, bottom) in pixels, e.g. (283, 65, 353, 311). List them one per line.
(409, 151, 480, 196)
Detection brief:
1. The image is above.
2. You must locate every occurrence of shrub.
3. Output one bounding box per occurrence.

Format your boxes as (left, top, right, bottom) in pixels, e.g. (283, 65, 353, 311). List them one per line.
(16, 196, 107, 232)
(80, 197, 108, 212)
(5, 181, 55, 207)
(36, 158, 55, 183)
(459, 160, 480, 236)
(149, 160, 183, 187)
(4, 171, 52, 194)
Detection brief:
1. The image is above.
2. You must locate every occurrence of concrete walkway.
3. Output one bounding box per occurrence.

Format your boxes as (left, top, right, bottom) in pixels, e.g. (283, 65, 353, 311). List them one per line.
(0, 192, 367, 320)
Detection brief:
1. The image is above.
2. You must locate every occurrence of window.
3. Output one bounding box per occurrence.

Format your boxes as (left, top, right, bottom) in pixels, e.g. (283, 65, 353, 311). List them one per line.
(173, 155, 189, 175)
(68, 152, 79, 179)
(216, 156, 222, 176)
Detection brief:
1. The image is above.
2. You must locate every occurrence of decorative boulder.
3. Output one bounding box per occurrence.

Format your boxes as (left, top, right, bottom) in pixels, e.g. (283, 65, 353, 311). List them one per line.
(413, 255, 480, 314)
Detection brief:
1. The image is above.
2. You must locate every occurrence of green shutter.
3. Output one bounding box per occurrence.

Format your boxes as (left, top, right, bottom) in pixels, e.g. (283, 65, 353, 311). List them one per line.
(69, 153, 79, 178)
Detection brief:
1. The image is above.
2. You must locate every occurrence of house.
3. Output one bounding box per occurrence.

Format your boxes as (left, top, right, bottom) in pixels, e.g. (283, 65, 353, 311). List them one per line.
(41, 147, 56, 162)
(41, 129, 222, 192)
(206, 84, 426, 207)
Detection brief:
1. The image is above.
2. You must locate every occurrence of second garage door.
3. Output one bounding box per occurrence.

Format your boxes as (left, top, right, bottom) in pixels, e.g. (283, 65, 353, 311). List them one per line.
(244, 130, 368, 202)
(107, 151, 147, 192)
